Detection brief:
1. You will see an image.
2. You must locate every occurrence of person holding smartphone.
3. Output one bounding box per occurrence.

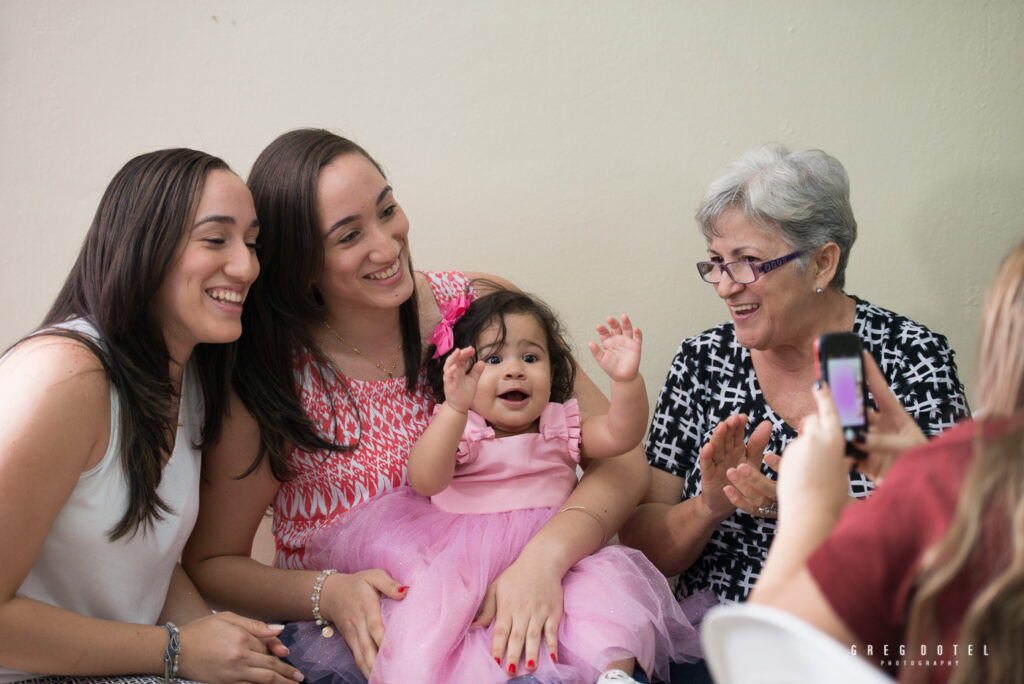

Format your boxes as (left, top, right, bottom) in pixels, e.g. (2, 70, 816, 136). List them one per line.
(751, 240, 1024, 684)
(619, 144, 970, 683)
(814, 332, 870, 450)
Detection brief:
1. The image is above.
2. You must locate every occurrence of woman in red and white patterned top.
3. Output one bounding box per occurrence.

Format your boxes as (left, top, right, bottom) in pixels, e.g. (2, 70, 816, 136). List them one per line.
(276, 269, 471, 570)
(183, 129, 649, 680)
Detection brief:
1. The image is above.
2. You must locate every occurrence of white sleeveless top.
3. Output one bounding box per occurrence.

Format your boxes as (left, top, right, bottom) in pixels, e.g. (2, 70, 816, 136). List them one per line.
(0, 320, 202, 682)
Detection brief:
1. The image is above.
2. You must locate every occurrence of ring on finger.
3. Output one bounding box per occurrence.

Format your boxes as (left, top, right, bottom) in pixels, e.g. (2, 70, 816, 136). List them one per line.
(756, 502, 778, 517)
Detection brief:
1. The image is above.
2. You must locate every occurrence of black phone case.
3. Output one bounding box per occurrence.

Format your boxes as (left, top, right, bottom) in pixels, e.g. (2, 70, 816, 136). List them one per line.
(813, 332, 868, 458)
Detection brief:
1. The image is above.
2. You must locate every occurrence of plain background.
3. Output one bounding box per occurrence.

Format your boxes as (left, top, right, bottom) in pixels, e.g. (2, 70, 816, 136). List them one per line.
(2, 0, 1022, 413)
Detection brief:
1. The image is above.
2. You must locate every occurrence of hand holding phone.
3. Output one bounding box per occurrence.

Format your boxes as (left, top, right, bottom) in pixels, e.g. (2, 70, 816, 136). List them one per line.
(813, 332, 868, 456)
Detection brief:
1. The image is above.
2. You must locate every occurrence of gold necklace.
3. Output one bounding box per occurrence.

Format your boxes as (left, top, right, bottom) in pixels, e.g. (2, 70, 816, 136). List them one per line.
(321, 320, 402, 379)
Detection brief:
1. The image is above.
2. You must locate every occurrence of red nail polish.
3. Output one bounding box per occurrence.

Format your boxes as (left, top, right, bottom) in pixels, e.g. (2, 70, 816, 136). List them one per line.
(527, 659, 536, 669)
(398, 585, 409, 593)
(550, 653, 558, 663)
(495, 657, 501, 666)
(508, 663, 517, 675)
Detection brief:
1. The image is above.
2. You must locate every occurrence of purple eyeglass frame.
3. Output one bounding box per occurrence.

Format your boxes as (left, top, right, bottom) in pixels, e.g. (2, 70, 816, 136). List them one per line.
(696, 250, 803, 284)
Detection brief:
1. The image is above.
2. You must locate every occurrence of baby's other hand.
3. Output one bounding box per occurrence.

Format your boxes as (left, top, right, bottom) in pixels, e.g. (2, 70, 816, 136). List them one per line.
(443, 347, 483, 413)
(587, 314, 642, 382)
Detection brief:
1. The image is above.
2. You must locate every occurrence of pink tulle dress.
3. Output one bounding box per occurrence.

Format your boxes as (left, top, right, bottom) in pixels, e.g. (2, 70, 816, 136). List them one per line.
(285, 400, 700, 684)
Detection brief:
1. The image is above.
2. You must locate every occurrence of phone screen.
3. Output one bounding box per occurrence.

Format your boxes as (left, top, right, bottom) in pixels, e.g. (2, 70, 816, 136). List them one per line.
(827, 356, 865, 428)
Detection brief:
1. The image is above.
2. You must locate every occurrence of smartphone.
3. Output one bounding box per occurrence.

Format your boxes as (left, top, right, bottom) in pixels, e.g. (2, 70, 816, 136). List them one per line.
(813, 332, 868, 456)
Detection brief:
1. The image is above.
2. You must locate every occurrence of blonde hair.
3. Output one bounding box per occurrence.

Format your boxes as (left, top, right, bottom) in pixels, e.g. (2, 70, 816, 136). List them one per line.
(975, 241, 1024, 416)
(906, 240, 1024, 684)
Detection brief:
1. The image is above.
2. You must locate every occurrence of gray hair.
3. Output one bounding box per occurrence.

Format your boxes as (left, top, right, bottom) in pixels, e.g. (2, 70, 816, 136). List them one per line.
(696, 144, 857, 290)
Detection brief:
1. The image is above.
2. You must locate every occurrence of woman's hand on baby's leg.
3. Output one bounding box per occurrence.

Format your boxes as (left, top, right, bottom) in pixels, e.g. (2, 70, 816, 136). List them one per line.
(322, 569, 409, 678)
(588, 314, 643, 383)
(472, 556, 561, 676)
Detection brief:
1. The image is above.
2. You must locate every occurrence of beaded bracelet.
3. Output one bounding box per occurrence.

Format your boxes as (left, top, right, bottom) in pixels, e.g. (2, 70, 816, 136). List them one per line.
(312, 568, 338, 638)
(162, 622, 180, 684)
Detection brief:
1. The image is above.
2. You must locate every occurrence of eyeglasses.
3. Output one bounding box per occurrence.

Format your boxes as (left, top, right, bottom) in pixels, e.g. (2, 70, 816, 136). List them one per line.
(696, 251, 803, 284)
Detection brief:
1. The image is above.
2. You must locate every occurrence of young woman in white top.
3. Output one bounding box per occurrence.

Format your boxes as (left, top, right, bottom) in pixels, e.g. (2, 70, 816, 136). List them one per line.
(0, 149, 303, 683)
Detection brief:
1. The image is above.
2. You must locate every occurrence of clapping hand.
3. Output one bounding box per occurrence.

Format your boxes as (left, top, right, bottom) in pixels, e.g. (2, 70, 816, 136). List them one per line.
(698, 415, 775, 519)
(588, 314, 642, 382)
(442, 346, 484, 413)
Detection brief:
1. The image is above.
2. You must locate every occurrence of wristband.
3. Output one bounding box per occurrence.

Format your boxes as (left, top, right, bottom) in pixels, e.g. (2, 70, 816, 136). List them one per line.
(312, 568, 338, 638)
(162, 622, 180, 684)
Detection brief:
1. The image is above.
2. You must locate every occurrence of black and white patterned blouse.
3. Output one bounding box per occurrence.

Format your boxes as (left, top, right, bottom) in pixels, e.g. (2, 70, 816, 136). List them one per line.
(646, 297, 969, 605)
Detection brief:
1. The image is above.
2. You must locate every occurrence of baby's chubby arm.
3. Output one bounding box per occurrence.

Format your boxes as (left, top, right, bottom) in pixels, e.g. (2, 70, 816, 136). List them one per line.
(408, 347, 484, 496)
(581, 314, 648, 459)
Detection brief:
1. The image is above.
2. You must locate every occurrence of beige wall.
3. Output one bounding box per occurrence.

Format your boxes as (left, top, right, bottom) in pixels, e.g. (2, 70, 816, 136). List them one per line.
(2, 0, 1022, 410)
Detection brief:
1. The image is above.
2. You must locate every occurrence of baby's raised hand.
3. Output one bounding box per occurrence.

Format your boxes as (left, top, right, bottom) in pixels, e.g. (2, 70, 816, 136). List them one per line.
(443, 346, 484, 413)
(587, 314, 642, 382)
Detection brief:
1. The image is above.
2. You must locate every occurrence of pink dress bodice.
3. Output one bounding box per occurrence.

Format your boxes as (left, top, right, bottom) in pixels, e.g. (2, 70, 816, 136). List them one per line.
(272, 270, 471, 569)
(431, 399, 581, 514)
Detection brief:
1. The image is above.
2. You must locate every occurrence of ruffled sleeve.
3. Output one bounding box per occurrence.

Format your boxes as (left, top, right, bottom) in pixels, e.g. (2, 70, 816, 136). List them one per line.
(539, 399, 581, 464)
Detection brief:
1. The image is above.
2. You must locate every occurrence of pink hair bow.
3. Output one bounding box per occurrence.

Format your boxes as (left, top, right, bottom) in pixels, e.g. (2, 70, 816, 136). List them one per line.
(428, 293, 472, 358)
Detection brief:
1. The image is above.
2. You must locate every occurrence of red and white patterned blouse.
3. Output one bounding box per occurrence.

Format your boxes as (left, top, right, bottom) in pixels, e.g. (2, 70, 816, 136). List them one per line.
(272, 270, 472, 569)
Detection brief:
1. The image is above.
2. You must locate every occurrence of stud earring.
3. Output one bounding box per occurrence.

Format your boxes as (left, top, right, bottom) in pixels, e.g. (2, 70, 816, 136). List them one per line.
(815, 287, 824, 294)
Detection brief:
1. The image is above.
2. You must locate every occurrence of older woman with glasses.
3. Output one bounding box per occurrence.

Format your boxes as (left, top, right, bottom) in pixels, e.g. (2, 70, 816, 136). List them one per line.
(619, 144, 970, 682)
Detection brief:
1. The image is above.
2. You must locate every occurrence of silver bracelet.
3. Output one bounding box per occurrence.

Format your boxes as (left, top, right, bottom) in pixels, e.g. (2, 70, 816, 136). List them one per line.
(312, 569, 338, 638)
(162, 622, 180, 684)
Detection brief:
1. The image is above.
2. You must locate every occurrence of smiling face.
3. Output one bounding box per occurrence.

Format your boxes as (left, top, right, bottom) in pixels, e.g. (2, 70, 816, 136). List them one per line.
(153, 169, 260, 364)
(315, 153, 414, 316)
(470, 312, 553, 437)
(707, 207, 819, 352)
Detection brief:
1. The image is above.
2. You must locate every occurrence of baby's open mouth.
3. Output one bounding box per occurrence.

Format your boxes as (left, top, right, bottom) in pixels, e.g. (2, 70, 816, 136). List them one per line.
(500, 390, 528, 401)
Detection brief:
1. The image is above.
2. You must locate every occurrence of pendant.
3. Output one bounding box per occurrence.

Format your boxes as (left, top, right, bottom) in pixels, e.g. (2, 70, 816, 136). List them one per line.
(321, 625, 335, 638)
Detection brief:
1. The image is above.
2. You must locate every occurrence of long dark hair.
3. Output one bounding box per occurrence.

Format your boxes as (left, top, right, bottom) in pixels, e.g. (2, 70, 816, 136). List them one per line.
(217, 128, 422, 480)
(39, 148, 234, 540)
(425, 287, 576, 405)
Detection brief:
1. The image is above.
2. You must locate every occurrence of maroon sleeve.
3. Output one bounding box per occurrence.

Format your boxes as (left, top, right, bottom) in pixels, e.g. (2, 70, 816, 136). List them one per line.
(805, 435, 966, 650)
